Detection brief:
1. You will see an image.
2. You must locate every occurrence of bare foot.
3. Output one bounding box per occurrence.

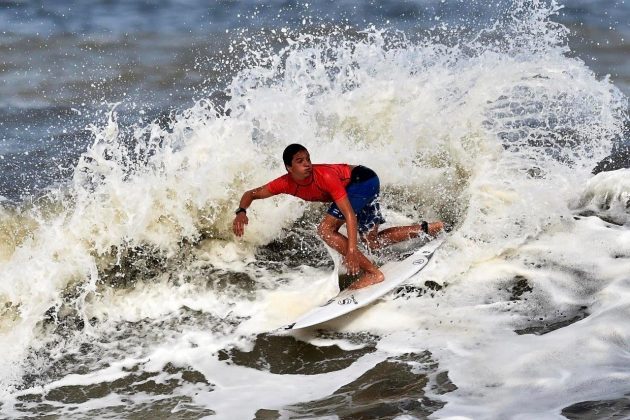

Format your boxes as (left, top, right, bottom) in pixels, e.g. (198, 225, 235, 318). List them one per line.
(348, 271, 385, 290)
(427, 221, 445, 237)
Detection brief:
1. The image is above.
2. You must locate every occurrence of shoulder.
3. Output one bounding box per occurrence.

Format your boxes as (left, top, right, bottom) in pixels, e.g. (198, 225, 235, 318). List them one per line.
(266, 174, 292, 194)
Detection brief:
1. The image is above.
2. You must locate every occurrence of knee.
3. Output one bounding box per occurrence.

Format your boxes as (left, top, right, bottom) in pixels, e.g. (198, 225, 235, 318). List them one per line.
(366, 238, 382, 250)
(317, 220, 332, 240)
(318, 217, 343, 241)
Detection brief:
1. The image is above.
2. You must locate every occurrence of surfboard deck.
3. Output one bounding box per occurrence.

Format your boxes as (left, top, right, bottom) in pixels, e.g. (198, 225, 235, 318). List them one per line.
(284, 236, 445, 330)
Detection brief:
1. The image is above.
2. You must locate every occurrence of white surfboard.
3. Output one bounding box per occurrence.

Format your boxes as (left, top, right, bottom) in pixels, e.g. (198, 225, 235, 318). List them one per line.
(284, 236, 445, 330)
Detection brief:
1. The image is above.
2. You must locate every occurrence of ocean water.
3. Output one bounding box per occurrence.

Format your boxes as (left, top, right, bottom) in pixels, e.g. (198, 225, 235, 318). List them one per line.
(1, 0, 629, 419)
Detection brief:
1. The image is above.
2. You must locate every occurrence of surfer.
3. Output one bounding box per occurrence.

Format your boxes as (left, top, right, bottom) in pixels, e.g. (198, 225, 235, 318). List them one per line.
(232, 144, 444, 289)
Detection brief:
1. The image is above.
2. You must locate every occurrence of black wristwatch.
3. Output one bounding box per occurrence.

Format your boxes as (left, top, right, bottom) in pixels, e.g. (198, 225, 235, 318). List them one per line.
(235, 207, 247, 215)
(421, 221, 429, 234)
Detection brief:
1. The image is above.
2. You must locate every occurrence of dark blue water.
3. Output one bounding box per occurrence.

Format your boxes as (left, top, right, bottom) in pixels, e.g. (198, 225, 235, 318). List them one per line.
(1, 0, 628, 200)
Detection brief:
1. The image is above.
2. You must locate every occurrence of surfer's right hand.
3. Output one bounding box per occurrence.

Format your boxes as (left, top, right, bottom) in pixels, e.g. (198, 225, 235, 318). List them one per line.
(233, 213, 249, 237)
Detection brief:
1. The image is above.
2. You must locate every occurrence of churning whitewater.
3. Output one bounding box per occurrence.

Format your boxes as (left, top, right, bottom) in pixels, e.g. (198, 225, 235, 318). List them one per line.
(1, 1, 629, 418)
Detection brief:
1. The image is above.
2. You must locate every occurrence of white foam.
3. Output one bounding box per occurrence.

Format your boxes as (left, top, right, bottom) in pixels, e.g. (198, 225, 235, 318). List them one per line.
(571, 168, 630, 225)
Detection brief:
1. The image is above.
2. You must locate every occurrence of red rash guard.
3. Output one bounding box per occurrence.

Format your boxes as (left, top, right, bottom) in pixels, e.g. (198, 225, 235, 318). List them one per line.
(266, 164, 352, 202)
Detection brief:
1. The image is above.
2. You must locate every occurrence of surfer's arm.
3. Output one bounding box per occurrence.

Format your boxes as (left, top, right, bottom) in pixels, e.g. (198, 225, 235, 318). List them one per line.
(334, 195, 360, 274)
(233, 185, 274, 237)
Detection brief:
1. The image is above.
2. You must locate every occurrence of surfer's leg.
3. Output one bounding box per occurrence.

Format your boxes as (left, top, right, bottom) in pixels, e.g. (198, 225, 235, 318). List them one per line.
(363, 222, 445, 249)
(317, 215, 384, 286)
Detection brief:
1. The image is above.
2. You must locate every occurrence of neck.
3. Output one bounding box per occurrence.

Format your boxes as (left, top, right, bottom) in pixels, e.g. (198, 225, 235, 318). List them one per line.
(291, 173, 312, 184)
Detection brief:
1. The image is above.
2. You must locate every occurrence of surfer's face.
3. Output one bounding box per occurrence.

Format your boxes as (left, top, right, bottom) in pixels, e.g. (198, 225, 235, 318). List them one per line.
(287, 150, 312, 181)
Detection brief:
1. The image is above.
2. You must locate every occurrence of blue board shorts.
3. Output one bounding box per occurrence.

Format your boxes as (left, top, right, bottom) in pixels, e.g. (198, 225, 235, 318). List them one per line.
(327, 166, 386, 234)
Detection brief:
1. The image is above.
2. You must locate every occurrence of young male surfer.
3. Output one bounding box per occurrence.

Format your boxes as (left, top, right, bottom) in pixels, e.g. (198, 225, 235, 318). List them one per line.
(232, 144, 444, 290)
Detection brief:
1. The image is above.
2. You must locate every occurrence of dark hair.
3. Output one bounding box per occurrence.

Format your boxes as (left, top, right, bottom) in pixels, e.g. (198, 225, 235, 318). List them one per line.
(282, 143, 307, 167)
